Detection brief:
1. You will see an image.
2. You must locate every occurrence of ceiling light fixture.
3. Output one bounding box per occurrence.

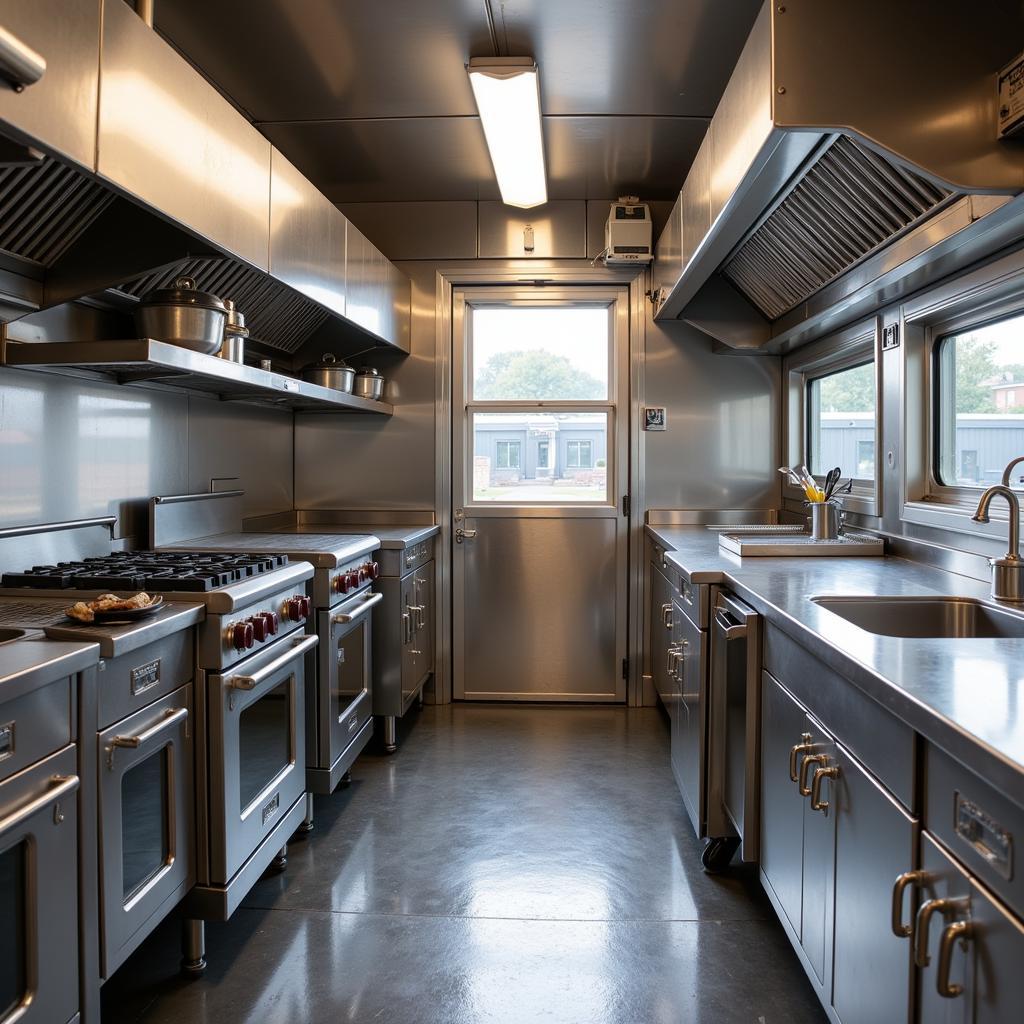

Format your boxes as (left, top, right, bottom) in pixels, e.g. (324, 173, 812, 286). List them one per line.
(467, 57, 547, 209)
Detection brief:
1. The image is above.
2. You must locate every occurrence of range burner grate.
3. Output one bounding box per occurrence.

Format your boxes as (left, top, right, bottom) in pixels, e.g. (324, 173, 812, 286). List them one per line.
(1, 551, 291, 592)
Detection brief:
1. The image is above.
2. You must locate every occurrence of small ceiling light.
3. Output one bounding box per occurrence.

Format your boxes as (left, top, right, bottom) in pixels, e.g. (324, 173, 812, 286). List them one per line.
(467, 57, 547, 209)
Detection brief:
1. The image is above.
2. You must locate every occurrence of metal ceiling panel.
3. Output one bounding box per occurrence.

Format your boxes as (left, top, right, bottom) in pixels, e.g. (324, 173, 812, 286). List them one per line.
(156, 0, 760, 122)
(262, 116, 706, 203)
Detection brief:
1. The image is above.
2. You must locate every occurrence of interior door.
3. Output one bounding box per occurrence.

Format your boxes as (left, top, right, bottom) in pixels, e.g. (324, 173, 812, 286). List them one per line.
(452, 288, 629, 701)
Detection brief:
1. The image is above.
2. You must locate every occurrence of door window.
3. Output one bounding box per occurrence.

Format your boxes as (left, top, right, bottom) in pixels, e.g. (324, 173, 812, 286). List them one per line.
(238, 680, 292, 812)
(121, 749, 169, 900)
(0, 843, 26, 1018)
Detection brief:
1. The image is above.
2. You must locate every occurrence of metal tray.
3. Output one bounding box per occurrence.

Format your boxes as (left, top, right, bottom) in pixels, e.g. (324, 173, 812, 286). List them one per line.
(718, 531, 885, 557)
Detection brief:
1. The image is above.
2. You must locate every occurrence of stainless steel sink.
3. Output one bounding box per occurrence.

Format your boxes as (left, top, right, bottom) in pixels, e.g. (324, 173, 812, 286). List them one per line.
(811, 596, 1024, 638)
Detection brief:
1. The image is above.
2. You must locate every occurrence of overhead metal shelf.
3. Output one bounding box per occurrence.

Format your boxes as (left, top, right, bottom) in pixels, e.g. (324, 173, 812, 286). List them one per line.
(1, 338, 393, 414)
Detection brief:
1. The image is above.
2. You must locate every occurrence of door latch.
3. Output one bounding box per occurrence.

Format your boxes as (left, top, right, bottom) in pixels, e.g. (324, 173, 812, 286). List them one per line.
(455, 528, 477, 544)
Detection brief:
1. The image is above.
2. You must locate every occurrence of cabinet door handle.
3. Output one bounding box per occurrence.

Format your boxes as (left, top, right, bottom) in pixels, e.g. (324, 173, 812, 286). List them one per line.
(798, 753, 827, 796)
(810, 764, 839, 812)
(789, 732, 814, 782)
(665, 643, 678, 676)
(915, 897, 968, 967)
(891, 870, 928, 938)
(936, 919, 972, 999)
(661, 603, 673, 629)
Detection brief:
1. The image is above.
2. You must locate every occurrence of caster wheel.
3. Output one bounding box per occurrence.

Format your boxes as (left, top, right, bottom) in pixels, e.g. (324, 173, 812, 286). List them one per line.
(181, 956, 207, 978)
(297, 819, 314, 835)
(270, 853, 287, 874)
(342, 770, 353, 785)
(701, 836, 740, 874)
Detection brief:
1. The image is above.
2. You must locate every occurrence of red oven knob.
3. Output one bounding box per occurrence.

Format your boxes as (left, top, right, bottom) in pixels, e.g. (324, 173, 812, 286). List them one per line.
(261, 611, 279, 635)
(335, 572, 353, 594)
(229, 621, 255, 651)
(357, 564, 368, 584)
(300, 596, 312, 617)
(369, 561, 380, 580)
(249, 615, 267, 642)
(284, 595, 311, 621)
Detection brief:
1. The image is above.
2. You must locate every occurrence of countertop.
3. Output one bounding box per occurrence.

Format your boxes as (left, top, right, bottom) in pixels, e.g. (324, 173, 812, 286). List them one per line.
(647, 524, 1024, 801)
(0, 636, 100, 697)
(282, 524, 440, 549)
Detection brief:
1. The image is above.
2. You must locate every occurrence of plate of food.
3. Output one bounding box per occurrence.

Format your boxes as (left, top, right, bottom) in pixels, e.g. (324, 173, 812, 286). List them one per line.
(65, 593, 163, 624)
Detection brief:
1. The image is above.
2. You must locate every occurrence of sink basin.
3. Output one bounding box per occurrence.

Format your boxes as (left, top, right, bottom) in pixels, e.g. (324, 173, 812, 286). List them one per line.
(811, 596, 1024, 638)
(0, 628, 30, 645)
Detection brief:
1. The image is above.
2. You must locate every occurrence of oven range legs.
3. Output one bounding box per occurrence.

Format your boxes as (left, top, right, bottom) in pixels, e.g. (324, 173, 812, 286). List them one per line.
(384, 715, 397, 753)
(271, 844, 288, 872)
(181, 919, 206, 976)
(298, 792, 315, 834)
(418, 688, 425, 708)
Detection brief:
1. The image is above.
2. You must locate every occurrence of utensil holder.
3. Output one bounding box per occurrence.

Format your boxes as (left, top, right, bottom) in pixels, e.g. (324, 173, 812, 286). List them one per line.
(809, 501, 842, 541)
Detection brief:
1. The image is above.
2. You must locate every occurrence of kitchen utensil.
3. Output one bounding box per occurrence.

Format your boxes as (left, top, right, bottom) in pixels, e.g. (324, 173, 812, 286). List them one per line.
(809, 502, 842, 541)
(301, 353, 356, 393)
(824, 467, 841, 501)
(218, 299, 248, 363)
(353, 367, 385, 400)
(797, 465, 826, 503)
(135, 276, 227, 355)
(778, 466, 803, 487)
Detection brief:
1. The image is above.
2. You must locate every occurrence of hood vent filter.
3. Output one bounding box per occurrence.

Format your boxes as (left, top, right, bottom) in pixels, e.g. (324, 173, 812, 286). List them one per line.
(722, 136, 953, 321)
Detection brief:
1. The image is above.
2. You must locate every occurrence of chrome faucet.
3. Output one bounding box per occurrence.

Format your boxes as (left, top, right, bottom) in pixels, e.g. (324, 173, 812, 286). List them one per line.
(972, 481, 1024, 602)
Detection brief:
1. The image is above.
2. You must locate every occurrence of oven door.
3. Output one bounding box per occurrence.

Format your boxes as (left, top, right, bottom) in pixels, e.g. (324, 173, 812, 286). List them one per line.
(98, 684, 194, 977)
(0, 745, 79, 1024)
(320, 590, 381, 769)
(207, 633, 316, 884)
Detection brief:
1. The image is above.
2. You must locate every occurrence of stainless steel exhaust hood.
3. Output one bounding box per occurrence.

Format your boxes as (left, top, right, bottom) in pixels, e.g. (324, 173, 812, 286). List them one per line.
(652, 0, 1024, 353)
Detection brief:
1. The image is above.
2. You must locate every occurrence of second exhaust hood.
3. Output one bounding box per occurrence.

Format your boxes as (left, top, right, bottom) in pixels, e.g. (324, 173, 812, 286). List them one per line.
(652, 0, 1024, 352)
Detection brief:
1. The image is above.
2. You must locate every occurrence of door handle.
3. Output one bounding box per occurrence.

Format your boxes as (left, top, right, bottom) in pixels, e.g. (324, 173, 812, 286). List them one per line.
(789, 733, 814, 782)
(891, 870, 928, 938)
(332, 591, 384, 624)
(936, 919, 972, 999)
(0, 774, 78, 839)
(915, 897, 969, 968)
(810, 764, 839, 813)
(798, 753, 827, 796)
(455, 528, 477, 544)
(106, 706, 188, 769)
(228, 634, 319, 693)
(661, 603, 673, 629)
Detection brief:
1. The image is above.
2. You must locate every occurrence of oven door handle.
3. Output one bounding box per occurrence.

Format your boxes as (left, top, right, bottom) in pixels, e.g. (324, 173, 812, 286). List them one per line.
(229, 633, 320, 692)
(0, 774, 79, 839)
(332, 591, 384, 625)
(107, 706, 188, 768)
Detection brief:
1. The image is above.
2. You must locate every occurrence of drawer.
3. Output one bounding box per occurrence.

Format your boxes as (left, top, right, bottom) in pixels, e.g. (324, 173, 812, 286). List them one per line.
(0, 673, 74, 783)
(764, 623, 915, 810)
(97, 630, 194, 730)
(924, 742, 1024, 918)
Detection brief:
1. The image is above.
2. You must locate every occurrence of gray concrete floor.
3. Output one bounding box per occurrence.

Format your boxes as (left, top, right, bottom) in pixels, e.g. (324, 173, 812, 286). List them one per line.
(102, 704, 827, 1023)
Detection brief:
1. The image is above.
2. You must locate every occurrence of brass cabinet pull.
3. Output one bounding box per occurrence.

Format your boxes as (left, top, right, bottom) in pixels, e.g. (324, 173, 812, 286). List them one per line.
(810, 764, 840, 812)
(891, 870, 928, 938)
(789, 732, 814, 782)
(936, 919, 972, 999)
(799, 752, 827, 796)
(915, 897, 968, 967)
(661, 603, 673, 629)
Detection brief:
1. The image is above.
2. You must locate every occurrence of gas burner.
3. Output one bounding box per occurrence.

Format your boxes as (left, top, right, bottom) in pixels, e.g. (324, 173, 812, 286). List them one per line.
(1, 550, 292, 592)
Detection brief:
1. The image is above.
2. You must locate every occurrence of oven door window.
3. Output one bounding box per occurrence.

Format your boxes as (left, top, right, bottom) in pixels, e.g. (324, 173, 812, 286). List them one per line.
(0, 842, 27, 1019)
(335, 620, 368, 718)
(238, 679, 294, 813)
(121, 748, 170, 901)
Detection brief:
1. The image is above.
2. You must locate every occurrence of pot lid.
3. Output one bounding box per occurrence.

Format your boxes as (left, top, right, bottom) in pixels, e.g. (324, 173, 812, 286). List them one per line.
(139, 275, 227, 313)
(356, 366, 384, 379)
(304, 352, 353, 371)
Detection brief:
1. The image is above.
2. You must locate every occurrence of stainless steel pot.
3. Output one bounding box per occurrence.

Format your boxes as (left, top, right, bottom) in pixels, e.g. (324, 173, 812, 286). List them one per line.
(353, 367, 385, 401)
(218, 299, 248, 364)
(302, 353, 355, 393)
(136, 276, 227, 355)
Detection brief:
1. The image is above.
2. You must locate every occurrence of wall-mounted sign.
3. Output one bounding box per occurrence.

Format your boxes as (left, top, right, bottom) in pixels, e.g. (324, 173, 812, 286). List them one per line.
(644, 407, 667, 431)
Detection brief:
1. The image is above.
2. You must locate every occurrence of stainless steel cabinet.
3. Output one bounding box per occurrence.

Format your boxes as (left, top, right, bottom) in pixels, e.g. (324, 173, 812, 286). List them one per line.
(648, 560, 674, 711)
(671, 591, 704, 835)
(270, 148, 346, 318)
(0, 0, 100, 170)
(345, 220, 410, 350)
(97, 0, 272, 270)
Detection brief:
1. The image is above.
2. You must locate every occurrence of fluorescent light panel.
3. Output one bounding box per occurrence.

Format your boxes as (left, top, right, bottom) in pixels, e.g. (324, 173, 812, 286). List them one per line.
(467, 57, 547, 209)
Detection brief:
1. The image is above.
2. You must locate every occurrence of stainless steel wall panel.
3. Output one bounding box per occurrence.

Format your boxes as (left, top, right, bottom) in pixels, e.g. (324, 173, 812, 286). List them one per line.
(293, 260, 437, 511)
(0, 0, 100, 171)
(269, 148, 346, 319)
(340, 203, 478, 262)
(97, 0, 271, 270)
(478, 202, 586, 259)
(344, 220, 407, 346)
(682, 134, 712, 267)
(652, 193, 683, 298)
(642, 316, 781, 511)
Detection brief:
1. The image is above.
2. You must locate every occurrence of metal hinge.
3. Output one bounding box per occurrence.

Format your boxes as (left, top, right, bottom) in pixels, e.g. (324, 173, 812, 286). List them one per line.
(622, 658, 629, 681)
(621, 494, 631, 517)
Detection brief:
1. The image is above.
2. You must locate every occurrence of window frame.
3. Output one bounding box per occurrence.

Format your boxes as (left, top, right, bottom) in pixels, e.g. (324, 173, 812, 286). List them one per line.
(782, 318, 882, 518)
(495, 439, 521, 471)
(566, 439, 593, 469)
(902, 249, 1024, 538)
